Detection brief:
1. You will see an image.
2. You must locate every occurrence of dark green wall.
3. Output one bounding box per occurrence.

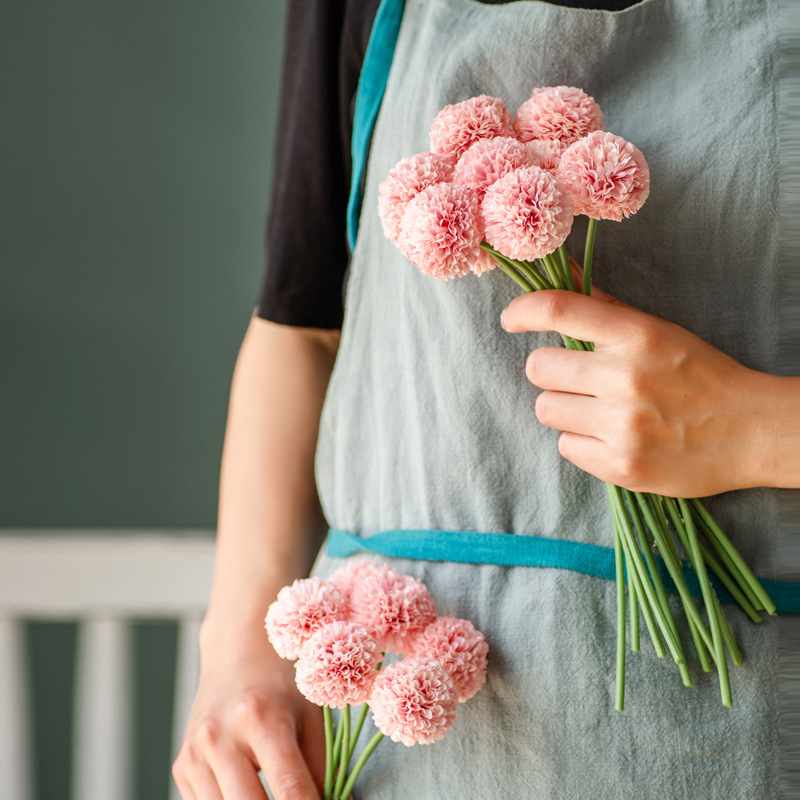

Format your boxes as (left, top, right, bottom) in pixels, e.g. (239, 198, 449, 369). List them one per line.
(3, 4, 290, 800)
(2, 0, 288, 529)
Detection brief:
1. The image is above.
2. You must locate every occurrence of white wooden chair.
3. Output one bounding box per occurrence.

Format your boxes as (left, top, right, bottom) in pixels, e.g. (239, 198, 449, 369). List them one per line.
(0, 533, 215, 800)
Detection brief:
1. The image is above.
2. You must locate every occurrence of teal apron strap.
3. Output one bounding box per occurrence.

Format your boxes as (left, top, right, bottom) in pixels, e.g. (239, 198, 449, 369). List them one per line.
(327, 527, 800, 614)
(346, 0, 407, 251)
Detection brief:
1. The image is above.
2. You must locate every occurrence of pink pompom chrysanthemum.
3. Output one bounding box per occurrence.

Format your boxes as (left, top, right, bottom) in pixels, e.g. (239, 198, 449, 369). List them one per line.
(369, 657, 459, 746)
(342, 563, 436, 653)
(329, 559, 394, 600)
(429, 94, 514, 164)
(408, 616, 489, 702)
(556, 130, 650, 221)
(523, 138, 564, 173)
(265, 577, 350, 660)
(481, 166, 574, 261)
(398, 183, 483, 281)
(514, 86, 604, 148)
(471, 247, 497, 277)
(453, 137, 538, 201)
(378, 152, 454, 244)
(294, 621, 381, 708)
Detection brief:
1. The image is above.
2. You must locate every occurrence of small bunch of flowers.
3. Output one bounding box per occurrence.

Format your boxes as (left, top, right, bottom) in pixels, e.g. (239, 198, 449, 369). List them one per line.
(265, 562, 488, 800)
(378, 86, 775, 712)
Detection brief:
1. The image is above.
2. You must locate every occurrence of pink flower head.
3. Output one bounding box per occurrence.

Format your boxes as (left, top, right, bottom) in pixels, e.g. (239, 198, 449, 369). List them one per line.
(378, 152, 454, 244)
(471, 247, 497, 277)
(409, 616, 489, 702)
(265, 577, 350, 660)
(453, 137, 538, 201)
(340, 563, 436, 653)
(429, 94, 514, 164)
(398, 183, 483, 281)
(514, 86, 604, 148)
(481, 166, 574, 261)
(294, 621, 381, 708)
(329, 559, 395, 600)
(523, 138, 564, 173)
(556, 130, 650, 221)
(369, 657, 458, 746)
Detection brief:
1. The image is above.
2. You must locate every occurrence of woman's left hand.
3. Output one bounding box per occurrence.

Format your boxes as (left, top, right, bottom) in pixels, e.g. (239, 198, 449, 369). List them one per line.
(501, 285, 785, 497)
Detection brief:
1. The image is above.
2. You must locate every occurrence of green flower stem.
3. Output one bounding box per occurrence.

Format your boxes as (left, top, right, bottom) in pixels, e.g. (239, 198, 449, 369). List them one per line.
(695, 517, 764, 624)
(512, 258, 552, 291)
(690, 499, 776, 615)
(663, 498, 762, 623)
(613, 519, 626, 712)
(332, 706, 351, 800)
(607, 485, 666, 659)
(630, 577, 640, 653)
(635, 492, 712, 672)
(624, 491, 691, 685)
(338, 731, 385, 800)
(688, 613, 713, 673)
(713, 590, 744, 666)
(492, 256, 536, 293)
(323, 707, 335, 800)
(689, 505, 764, 612)
(610, 485, 683, 663)
(583, 217, 598, 295)
(558, 245, 577, 292)
(650, 495, 714, 672)
(347, 703, 371, 765)
(647, 494, 682, 565)
(679, 499, 731, 707)
(658, 499, 726, 667)
(541, 253, 564, 289)
(626, 492, 678, 631)
(688, 509, 763, 623)
(479, 243, 550, 292)
(331, 710, 346, 773)
(633, 492, 715, 655)
(562, 335, 589, 351)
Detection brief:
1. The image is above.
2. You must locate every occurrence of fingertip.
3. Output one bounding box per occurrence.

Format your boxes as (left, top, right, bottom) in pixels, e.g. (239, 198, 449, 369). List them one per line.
(500, 291, 543, 333)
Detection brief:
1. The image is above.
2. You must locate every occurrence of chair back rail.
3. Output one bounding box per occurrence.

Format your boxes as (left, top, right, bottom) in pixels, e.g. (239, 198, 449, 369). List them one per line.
(0, 533, 214, 800)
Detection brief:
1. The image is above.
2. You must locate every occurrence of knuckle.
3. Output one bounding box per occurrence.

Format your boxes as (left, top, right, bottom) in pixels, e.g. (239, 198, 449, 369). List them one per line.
(539, 291, 570, 326)
(234, 692, 294, 737)
(525, 349, 547, 385)
(171, 756, 185, 782)
(618, 364, 649, 400)
(194, 717, 221, 749)
(233, 692, 269, 723)
(625, 407, 652, 441)
(633, 318, 662, 351)
(534, 391, 554, 425)
(271, 772, 307, 799)
(614, 448, 647, 486)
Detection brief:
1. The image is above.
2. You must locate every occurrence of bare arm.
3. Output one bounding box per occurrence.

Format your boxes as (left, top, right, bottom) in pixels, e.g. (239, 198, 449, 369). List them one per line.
(173, 314, 340, 800)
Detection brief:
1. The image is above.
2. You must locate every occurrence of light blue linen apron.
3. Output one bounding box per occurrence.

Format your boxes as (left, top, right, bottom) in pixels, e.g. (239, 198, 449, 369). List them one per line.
(311, 0, 795, 796)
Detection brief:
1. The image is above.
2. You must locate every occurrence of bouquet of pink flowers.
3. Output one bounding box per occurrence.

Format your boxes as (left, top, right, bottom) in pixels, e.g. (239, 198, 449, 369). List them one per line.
(378, 86, 775, 711)
(266, 561, 488, 799)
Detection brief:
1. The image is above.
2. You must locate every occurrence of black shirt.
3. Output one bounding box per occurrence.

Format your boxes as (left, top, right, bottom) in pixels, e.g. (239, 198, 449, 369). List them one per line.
(256, 0, 641, 329)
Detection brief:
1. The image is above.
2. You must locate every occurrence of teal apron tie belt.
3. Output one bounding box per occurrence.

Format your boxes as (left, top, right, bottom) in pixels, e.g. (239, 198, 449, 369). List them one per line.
(327, 527, 800, 614)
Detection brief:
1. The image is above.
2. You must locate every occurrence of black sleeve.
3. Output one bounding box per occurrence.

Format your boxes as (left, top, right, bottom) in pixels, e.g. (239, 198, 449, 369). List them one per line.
(256, 0, 636, 329)
(256, 0, 379, 329)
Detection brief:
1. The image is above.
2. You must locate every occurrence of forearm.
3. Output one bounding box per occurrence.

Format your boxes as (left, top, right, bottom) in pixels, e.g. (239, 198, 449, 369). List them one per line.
(202, 314, 340, 647)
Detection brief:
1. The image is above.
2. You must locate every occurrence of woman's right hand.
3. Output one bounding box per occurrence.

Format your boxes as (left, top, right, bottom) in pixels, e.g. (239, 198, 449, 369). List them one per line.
(172, 622, 326, 800)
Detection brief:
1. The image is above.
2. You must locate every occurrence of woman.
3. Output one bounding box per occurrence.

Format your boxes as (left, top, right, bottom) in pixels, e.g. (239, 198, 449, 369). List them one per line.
(172, 0, 798, 797)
